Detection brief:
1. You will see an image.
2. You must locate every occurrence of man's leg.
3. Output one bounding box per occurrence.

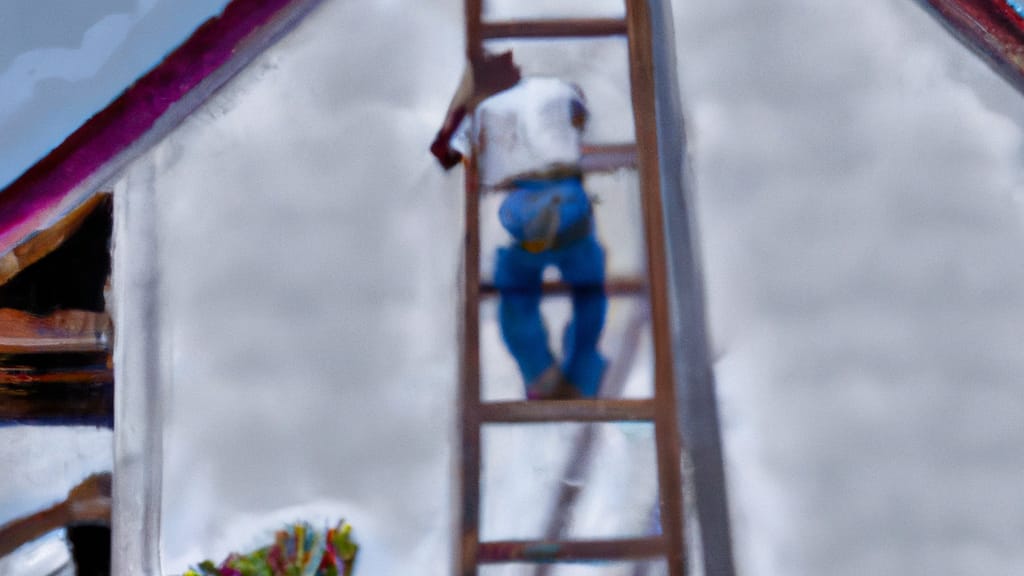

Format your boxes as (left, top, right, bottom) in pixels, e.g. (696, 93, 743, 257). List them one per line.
(495, 246, 555, 391)
(557, 236, 607, 397)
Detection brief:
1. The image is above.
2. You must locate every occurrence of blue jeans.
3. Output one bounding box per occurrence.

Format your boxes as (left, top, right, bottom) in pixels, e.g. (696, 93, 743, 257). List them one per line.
(494, 233, 608, 397)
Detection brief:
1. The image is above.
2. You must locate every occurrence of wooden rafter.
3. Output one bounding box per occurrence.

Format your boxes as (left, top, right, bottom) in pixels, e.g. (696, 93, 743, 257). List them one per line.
(0, 309, 111, 354)
(0, 192, 111, 287)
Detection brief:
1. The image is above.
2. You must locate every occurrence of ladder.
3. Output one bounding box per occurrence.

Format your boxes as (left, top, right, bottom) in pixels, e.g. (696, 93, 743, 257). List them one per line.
(455, 1, 689, 575)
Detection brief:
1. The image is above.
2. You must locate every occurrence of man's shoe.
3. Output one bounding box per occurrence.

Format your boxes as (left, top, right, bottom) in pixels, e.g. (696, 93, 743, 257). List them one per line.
(548, 378, 583, 400)
(527, 366, 584, 400)
(526, 365, 564, 400)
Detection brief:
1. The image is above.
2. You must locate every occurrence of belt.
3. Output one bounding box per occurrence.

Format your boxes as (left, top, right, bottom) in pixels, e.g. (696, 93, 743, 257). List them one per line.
(492, 166, 584, 191)
(519, 211, 592, 253)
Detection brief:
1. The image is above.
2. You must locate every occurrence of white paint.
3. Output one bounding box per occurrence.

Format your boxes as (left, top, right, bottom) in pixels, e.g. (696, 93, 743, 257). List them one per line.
(99, 0, 1024, 575)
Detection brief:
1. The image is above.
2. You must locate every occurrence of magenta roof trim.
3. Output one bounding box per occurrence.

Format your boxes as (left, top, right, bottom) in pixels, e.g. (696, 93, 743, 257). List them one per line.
(916, 1, 1024, 94)
(0, 0, 324, 257)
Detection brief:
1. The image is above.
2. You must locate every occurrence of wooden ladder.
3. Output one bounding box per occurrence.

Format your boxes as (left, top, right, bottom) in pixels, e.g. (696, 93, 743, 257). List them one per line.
(456, 1, 687, 574)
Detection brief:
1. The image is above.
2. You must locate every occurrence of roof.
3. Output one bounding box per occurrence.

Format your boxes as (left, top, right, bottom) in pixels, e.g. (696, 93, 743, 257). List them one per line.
(916, 1, 1024, 95)
(0, 0, 325, 285)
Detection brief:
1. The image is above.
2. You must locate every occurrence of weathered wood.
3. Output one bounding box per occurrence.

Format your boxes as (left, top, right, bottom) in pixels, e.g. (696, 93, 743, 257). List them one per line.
(0, 309, 111, 354)
(0, 368, 112, 386)
(480, 398, 655, 423)
(459, 2, 484, 573)
(0, 379, 113, 426)
(581, 143, 638, 172)
(467, 0, 484, 62)
(0, 307, 113, 425)
(457, 142, 484, 576)
(0, 193, 111, 287)
(457, 2, 693, 575)
(481, 18, 628, 40)
(479, 537, 666, 563)
(479, 277, 645, 298)
(625, 1, 687, 574)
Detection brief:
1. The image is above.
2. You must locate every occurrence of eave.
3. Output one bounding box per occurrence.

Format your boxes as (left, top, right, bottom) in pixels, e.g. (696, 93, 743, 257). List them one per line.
(916, 0, 1024, 95)
(0, 0, 326, 287)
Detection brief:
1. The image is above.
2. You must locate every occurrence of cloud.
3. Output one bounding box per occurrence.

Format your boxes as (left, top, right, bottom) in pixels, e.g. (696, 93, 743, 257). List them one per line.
(0, 1, 158, 123)
(677, 1, 1024, 574)
(97, 0, 1024, 575)
(0, 0, 229, 189)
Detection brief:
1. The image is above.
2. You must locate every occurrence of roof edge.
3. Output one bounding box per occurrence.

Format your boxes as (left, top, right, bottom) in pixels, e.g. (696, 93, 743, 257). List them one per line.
(0, 0, 326, 259)
(914, 0, 1024, 95)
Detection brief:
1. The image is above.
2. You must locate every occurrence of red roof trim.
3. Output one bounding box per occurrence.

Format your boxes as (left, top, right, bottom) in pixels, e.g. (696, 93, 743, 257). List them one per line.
(917, 1, 1024, 94)
(0, 0, 323, 255)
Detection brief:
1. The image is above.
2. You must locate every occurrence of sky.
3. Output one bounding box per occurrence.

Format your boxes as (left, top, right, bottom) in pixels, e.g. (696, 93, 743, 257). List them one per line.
(678, 2, 1024, 574)
(0, 0, 231, 189)
(1, 2, 227, 573)
(3, 1, 1024, 576)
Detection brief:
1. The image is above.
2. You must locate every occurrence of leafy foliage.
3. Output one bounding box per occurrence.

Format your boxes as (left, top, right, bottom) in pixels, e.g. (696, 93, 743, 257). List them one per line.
(184, 521, 358, 576)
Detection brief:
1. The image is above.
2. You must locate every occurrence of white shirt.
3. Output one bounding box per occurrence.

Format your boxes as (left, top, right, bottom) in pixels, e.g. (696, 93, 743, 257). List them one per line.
(453, 77, 587, 188)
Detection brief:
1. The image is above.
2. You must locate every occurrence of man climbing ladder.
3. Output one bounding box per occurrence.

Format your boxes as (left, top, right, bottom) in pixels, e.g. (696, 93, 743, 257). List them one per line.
(431, 55, 609, 400)
(431, 1, 737, 575)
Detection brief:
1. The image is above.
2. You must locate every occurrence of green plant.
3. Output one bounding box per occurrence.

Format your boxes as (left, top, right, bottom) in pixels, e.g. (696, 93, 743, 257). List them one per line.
(185, 520, 358, 576)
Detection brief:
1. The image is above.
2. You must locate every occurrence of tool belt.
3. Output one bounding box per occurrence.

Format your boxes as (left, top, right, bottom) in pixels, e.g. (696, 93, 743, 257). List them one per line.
(492, 166, 584, 192)
(519, 211, 593, 253)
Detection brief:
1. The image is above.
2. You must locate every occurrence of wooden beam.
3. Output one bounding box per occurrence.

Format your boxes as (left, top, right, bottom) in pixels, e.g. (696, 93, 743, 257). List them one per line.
(0, 307, 113, 425)
(0, 380, 113, 426)
(480, 277, 646, 298)
(581, 143, 638, 172)
(0, 309, 111, 354)
(626, 1, 687, 574)
(479, 398, 655, 423)
(0, 193, 111, 287)
(0, 368, 112, 386)
(478, 537, 666, 563)
(481, 18, 628, 40)
(457, 142, 484, 576)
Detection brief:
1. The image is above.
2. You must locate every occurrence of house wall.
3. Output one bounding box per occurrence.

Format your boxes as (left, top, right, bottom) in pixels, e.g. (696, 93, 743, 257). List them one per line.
(110, 0, 651, 574)
(108, 0, 1024, 575)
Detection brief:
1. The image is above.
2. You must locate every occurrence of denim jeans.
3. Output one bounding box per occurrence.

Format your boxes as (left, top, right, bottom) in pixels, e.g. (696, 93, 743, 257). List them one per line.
(494, 232, 607, 397)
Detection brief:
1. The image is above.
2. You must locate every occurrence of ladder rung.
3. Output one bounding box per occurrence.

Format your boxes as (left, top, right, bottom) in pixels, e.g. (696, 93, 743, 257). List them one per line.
(481, 18, 628, 40)
(480, 278, 646, 298)
(478, 536, 666, 563)
(581, 143, 637, 172)
(479, 398, 656, 423)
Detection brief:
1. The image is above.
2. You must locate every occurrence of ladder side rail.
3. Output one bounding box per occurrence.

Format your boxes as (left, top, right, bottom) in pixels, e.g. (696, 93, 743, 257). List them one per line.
(466, 0, 484, 63)
(458, 4, 485, 575)
(479, 536, 667, 563)
(456, 153, 484, 576)
(645, 2, 736, 575)
(625, 1, 687, 575)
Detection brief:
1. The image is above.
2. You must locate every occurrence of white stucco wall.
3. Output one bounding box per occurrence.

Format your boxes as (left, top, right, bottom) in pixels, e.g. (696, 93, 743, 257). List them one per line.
(107, 0, 1024, 575)
(111, 1, 656, 574)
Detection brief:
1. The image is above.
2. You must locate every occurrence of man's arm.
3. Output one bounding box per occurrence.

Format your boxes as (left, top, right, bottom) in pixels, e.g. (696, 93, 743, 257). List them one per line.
(430, 51, 521, 169)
